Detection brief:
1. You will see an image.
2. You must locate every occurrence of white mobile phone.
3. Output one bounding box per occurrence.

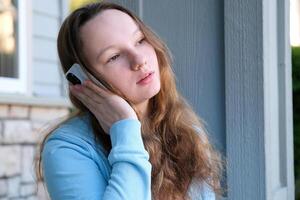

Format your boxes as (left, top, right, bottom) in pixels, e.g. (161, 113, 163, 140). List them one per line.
(66, 63, 107, 90)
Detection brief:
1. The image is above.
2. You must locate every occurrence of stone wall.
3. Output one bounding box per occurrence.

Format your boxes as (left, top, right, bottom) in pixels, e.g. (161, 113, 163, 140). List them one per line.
(0, 105, 69, 200)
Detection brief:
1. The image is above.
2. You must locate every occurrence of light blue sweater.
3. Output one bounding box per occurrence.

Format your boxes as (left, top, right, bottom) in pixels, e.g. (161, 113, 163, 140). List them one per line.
(42, 114, 216, 200)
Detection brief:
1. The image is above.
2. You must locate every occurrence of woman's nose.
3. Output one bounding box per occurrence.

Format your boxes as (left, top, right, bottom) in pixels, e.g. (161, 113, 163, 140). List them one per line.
(130, 52, 147, 71)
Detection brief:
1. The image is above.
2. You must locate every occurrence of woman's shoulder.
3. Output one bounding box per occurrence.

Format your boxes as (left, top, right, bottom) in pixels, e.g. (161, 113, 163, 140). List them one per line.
(42, 113, 111, 183)
(45, 113, 105, 154)
(51, 113, 92, 139)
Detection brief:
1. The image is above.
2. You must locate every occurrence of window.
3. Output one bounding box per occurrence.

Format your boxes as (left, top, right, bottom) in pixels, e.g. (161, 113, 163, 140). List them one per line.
(0, 0, 30, 94)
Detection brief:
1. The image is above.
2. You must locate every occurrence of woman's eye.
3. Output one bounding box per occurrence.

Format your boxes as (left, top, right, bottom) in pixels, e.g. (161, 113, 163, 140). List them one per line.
(137, 37, 145, 45)
(107, 54, 119, 63)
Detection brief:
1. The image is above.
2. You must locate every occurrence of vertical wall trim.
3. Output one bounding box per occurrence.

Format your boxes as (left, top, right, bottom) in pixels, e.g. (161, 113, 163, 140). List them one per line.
(25, 0, 33, 96)
(224, 0, 266, 199)
(224, 0, 294, 199)
(277, 0, 295, 199)
(59, 0, 70, 97)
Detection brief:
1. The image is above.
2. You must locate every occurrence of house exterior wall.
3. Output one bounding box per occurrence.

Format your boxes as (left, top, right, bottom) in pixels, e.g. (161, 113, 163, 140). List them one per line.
(32, 0, 64, 97)
(0, 0, 70, 199)
(0, 105, 68, 199)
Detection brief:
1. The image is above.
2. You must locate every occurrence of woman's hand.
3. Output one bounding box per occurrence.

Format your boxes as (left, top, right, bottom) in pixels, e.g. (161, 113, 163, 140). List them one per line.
(70, 80, 138, 134)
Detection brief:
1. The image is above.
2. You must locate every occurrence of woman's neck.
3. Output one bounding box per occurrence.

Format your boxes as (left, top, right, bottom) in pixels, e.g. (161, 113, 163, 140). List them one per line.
(135, 100, 149, 120)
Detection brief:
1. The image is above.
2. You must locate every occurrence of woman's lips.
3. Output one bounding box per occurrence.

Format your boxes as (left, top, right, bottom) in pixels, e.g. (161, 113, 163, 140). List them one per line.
(137, 72, 154, 85)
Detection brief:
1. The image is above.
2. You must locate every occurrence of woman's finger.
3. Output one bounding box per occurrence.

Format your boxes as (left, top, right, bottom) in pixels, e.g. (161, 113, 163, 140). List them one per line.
(78, 84, 104, 105)
(70, 85, 100, 111)
(83, 80, 111, 97)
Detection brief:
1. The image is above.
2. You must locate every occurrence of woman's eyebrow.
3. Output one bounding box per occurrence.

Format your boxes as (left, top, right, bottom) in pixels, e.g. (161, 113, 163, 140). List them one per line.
(96, 45, 117, 60)
(96, 28, 142, 60)
(132, 28, 142, 36)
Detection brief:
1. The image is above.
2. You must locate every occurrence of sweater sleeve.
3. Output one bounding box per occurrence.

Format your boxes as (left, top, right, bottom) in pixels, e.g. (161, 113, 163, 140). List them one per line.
(188, 180, 216, 200)
(200, 184, 216, 200)
(42, 119, 152, 200)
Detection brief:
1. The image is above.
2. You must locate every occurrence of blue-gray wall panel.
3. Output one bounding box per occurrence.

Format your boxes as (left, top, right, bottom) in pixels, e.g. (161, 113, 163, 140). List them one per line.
(110, 0, 140, 15)
(142, 0, 225, 152)
(225, 0, 265, 199)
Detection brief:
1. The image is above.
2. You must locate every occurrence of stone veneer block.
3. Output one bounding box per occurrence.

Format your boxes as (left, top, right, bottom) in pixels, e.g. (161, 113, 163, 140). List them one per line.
(0, 105, 9, 118)
(26, 195, 38, 200)
(31, 121, 57, 143)
(0, 179, 8, 196)
(30, 107, 69, 123)
(20, 183, 37, 197)
(0, 122, 3, 143)
(9, 106, 29, 119)
(3, 120, 37, 144)
(7, 176, 21, 198)
(21, 146, 36, 183)
(0, 146, 21, 176)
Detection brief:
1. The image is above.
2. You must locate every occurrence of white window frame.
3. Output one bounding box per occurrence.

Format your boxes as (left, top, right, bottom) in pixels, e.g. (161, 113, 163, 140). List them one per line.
(0, 0, 32, 95)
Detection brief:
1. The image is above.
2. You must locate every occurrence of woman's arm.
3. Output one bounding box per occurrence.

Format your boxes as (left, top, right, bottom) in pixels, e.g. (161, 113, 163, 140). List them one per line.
(200, 183, 216, 200)
(188, 180, 216, 200)
(42, 119, 151, 200)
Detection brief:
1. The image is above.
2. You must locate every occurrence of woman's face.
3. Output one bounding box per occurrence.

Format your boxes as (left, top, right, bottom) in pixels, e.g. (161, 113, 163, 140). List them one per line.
(80, 9, 161, 106)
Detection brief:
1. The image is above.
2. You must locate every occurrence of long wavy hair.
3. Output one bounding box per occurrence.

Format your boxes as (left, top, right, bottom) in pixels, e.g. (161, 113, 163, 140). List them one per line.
(36, 2, 224, 200)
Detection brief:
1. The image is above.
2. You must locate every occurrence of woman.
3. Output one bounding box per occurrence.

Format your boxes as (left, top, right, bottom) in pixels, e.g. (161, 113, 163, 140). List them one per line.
(37, 2, 223, 200)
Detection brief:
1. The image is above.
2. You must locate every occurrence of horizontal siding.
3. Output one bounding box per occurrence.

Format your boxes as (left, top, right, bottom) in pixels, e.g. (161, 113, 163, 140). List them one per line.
(33, 83, 62, 97)
(32, 0, 65, 98)
(32, 0, 60, 18)
(32, 37, 58, 62)
(33, 12, 59, 39)
(33, 61, 62, 84)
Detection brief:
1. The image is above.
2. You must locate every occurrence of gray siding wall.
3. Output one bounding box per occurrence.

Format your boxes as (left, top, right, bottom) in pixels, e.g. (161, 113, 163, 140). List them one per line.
(32, 0, 63, 97)
(142, 0, 225, 152)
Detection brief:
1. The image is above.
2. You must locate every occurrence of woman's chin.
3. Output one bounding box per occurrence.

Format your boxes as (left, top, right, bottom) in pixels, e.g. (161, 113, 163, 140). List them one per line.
(130, 90, 160, 106)
(143, 86, 161, 101)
